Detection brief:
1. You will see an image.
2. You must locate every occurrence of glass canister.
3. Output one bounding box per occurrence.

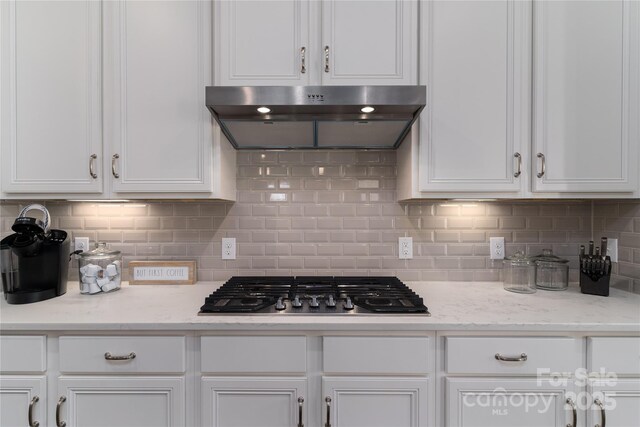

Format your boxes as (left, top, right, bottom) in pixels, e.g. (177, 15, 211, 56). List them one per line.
(532, 249, 569, 291)
(77, 242, 122, 294)
(503, 251, 536, 294)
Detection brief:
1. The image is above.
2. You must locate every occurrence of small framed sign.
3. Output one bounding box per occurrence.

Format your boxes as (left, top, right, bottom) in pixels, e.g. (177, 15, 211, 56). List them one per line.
(129, 261, 196, 285)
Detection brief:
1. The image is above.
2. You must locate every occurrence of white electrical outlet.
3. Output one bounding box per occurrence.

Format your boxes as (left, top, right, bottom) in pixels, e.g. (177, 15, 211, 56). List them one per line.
(222, 238, 236, 260)
(399, 237, 413, 259)
(606, 238, 618, 262)
(489, 237, 505, 260)
(74, 237, 90, 252)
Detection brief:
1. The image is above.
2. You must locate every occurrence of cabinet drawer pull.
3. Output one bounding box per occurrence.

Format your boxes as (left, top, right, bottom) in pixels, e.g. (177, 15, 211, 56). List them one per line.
(594, 398, 606, 427)
(324, 396, 331, 427)
(89, 154, 98, 179)
(104, 351, 136, 360)
(324, 46, 330, 73)
(565, 397, 576, 427)
(536, 152, 546, 178)
(297, 397, 304, 427)
(111, 154, 120, 178)
(300, 47, 306, 74)
(495, 353, 527, 362)
(513, 152, 522, 177)
(28, 395, 39, 427)
(56, 396, 66, 427)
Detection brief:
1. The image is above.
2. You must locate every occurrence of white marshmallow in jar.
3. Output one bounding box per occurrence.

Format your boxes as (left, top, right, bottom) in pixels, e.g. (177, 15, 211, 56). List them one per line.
(77, 242, 122, 294)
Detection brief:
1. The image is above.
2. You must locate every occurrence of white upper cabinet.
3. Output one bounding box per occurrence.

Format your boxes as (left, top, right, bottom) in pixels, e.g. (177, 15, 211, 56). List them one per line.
(215, 0, 417, 86)
(104, 0, 215, 194)
(399, 0, 640, 200)
(0, 0, 102, 194)
(215, 0, 311, 86)
(532, 0, 639, 193)
(321, 0, 418, 85)
(418, 0, 530, 193)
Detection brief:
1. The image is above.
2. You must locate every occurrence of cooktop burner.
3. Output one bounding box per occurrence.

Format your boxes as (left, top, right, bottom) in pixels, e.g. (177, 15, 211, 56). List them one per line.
(199, 276, 429, 315)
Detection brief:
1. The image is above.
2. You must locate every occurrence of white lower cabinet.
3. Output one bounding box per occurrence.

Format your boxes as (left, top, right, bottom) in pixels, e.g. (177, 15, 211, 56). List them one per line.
(56, 376, 185, 427)
(446, 378, 578, 427)
(0, 376, 46, 427)
(588, 379, 640, 427)
(587, 337, 640, 427)
(323, 377, 429, 427)
(201, 377, 307, 427)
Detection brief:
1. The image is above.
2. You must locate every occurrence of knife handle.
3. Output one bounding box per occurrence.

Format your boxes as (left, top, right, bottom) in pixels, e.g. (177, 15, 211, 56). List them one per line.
(600, 237, 608, 259)
(595, 247, 600, 257)
(579, 245, 585, 257)
(588, 241, 594, 256)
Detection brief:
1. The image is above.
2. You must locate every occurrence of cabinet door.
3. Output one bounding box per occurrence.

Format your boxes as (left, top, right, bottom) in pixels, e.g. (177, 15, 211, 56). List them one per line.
(446, 378, 578, 427)
(322, 377, 428, 427)
(201, 377, 307, 427)
(321, 0, 417, 85)
(589, 379, 640, 427)
(0, 0, 102, 194)
(57, 376, 184, 427)
(532, 0, 640, 193)
(215, 0, 311, 86)
(0, 376, 46, 427)
(419, 1, 530, 192)
(104, 0, 212, 193)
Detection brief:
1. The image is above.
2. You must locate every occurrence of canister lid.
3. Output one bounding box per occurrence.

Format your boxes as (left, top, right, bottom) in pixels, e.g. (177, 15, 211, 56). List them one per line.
(531, 248, 569, 264)
(78, 242, 121, 258)
(504, 251, 533, 265)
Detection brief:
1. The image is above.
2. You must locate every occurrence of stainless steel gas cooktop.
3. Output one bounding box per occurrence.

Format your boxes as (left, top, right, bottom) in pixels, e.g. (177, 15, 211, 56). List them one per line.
(199, 276, 429, 316)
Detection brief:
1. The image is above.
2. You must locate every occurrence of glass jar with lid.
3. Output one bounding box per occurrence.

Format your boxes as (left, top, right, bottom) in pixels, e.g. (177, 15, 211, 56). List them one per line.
(532, 249, 569, 291)
(77, 242, 122, 294)
(503, 251, 536, 294)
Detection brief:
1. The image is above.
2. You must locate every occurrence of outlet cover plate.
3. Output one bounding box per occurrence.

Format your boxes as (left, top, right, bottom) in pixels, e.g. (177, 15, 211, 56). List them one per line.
(222, 237, 236, 260)
(490, 237, 505, 260)
(606, 238, 618, 263)
(75, 237, 90, 252)
(399, 237, 413, 259)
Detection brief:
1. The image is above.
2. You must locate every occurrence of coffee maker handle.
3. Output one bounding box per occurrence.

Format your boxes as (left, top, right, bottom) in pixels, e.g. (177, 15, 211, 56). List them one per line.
(17, 204, 50, 234)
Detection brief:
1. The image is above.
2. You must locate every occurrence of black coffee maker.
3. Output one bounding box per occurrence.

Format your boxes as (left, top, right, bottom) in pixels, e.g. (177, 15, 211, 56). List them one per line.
(1, 204, 70, 304)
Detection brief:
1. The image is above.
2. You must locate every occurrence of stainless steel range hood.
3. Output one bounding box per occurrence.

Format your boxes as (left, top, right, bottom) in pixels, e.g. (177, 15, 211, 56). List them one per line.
(205, 86, 426, 149)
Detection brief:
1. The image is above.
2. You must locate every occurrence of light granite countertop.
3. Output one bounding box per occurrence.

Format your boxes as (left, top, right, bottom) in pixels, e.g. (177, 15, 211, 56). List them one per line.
(1, 281, 639, 332)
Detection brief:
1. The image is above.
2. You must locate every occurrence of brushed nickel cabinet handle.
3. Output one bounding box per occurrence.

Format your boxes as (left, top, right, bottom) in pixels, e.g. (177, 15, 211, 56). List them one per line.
(324, 396, 332, 427)
(495, 353, 528, 362)
(56, 396, 66, 427)
(111, 154, 120, 178)
(536, 152, 546, 178)
(300, 47, 306, 74)
(513, 152, 522, 177)
(104, 351, 136, 360)
(28, 395, 39, 427)
(89, 154, 98, 179)
(565, 397, 577, 427)
(297, 397, 304, 427)
(594, 398, 606, 427)
(324, 46, 330, 73)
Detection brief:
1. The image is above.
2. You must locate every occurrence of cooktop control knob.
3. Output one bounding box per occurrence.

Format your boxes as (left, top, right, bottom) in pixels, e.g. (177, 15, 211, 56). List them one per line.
(326, 295, 336, 308)
(344, 297, 354, 310)
(309, 296, 319, 308)
(292, 296, 302, 308)
(275, 297, 286, 311)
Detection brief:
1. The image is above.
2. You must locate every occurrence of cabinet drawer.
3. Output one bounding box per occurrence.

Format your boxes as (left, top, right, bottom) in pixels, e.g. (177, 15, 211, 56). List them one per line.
(446, 337, 580, 375)
(0, 335, 46, 373)
(201, 336, 306, 374)
(323, 336, 430, 374)
(59, 336, 186, 373)
(589, 337, 640, 374)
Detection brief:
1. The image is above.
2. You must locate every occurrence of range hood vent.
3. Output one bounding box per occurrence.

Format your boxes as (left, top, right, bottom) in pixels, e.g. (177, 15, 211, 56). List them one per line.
(206, 86, 426, 150)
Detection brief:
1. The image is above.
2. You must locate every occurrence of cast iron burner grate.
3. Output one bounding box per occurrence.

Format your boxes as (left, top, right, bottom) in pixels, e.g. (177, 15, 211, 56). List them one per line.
(199, 276, 429, 315)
